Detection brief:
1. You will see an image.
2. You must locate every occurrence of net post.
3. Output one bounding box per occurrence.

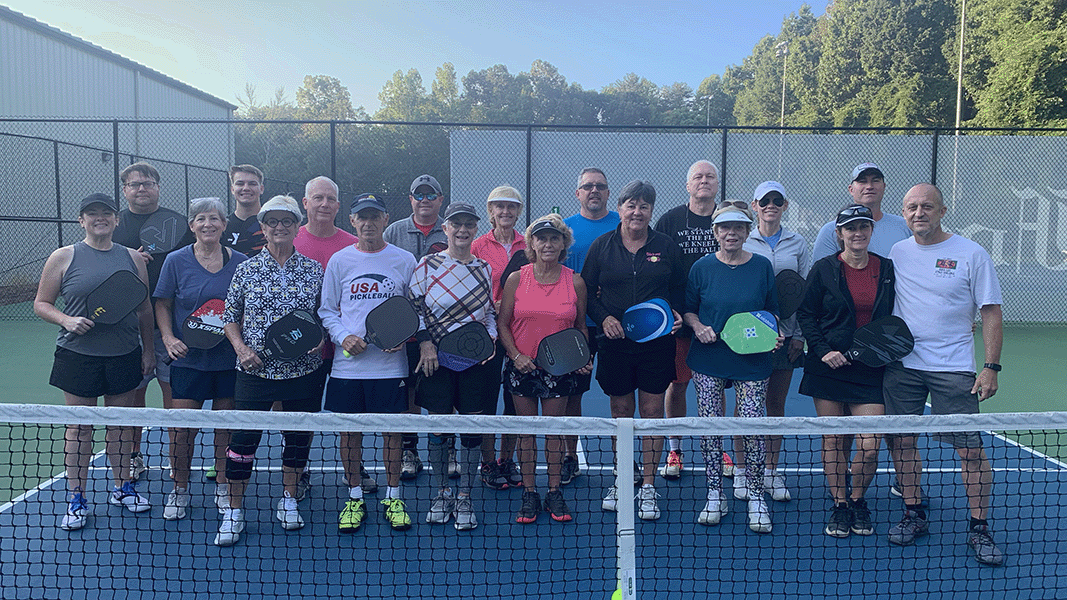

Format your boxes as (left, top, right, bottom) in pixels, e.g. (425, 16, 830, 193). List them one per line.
(616, 417, 637, 599)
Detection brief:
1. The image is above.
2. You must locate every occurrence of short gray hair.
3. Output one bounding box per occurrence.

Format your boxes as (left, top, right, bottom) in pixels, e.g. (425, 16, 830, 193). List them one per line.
(305, 176, 339, 199)
(188, 197, 228, 225)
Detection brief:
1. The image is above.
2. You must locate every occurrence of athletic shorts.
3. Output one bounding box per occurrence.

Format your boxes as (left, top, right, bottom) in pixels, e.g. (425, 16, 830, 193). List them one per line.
(234, 368, 326, 412)
(170, 366, 237, 402)
(882, 363, 982, 449)
(50, 346, 141, 398)
(574, 325, 600, 395)
(137, 329, 171, 388)
(415, 358, 499, 415)
(324, 377, 407, 414)
(596, 342, 675, 397)
(504, 359, 584, 399)
(673, 337, 692, 383)
(770, 337, 804, 370)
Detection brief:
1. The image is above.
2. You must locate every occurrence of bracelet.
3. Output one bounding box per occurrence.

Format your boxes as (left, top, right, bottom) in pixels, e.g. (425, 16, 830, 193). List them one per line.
(983, 363, 1002, 372)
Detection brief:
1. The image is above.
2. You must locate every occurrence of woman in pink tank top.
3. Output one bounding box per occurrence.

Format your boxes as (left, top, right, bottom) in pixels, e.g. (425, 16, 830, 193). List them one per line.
(498, 214, 591, 525)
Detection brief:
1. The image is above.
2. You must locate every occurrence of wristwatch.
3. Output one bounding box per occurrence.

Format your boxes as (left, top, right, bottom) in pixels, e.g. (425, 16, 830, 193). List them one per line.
(983, 363, 1002, 372)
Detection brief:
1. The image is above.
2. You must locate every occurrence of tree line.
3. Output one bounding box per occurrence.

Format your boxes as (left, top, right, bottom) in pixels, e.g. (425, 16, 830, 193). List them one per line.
(233, 0, 1065, 202)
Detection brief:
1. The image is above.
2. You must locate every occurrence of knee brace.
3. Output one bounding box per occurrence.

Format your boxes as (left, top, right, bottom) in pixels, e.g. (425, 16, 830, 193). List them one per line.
(226, 449, 255, 481)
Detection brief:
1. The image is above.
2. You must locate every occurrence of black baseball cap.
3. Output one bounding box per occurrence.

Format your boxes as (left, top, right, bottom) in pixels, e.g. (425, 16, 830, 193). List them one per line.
(78, 193, 118, 214)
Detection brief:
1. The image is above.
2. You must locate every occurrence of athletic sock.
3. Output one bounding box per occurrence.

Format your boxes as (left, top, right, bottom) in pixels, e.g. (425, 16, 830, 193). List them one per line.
(669, 438, 681, 453)
(905, 504, 925, 520)
(349, 487, 363, 501)
(386, 486, 401, 500)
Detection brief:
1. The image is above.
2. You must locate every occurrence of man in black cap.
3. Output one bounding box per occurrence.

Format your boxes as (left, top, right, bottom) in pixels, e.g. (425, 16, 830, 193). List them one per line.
(384, 175, 451, 480)
(811, 163, 912, 261)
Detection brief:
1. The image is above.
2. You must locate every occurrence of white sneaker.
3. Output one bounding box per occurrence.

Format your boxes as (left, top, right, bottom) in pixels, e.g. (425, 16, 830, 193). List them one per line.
(765, 469, 791, 502)
(447, 447, 461, 479)
(637, 484, 660, 521)
(602, 485, 618, 512)
(698, 489, 727, 526)
(733, 468, 749, 500)
(215, 483, 230, 514)
(275, 492, 304, 530)
(60, 493, 89, 531)
(748, 498, 772, 533)
(109, 481, 151, 513)
(163, 487, 190, 521)
(215, 508, 245, 546)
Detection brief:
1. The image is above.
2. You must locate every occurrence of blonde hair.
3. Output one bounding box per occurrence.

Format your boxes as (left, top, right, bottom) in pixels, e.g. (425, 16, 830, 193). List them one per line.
(524, 213, 573, 263)
(486, 185, 524, 228)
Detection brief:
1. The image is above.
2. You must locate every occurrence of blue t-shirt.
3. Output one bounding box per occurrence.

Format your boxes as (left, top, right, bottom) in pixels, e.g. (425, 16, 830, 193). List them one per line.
(564, 211, 620, 327)
(154, 245, 248, 371)
(563, 211, 620, 273)
(685, 253, 778, 381)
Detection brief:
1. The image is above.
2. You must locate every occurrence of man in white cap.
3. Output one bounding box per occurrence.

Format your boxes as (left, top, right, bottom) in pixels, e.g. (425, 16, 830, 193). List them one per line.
(811, 163, 912, 261)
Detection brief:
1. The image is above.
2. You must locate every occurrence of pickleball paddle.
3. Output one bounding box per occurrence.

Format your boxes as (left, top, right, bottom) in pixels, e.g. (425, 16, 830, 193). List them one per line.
(843, 315, 914, 367)
(260, 310, 322, 361)
(162, 298, 228, 364)
(622, 297, 673, 343)
(139, 209, 183, 254)
(61, 270, 147, 341)
(535, 328, 590, 376)
(364, 296, 419, 350)
(720, 310, 779, 355)
(775, 269, 806, 320)
(437, 322, 493, 372)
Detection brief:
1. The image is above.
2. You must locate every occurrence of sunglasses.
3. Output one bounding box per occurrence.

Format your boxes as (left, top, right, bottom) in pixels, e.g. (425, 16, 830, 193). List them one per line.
(413, 193, 440, 202)
(579, 183, 608, 191)
(758, 195, 785, 207)
(718, 201, 748, 210)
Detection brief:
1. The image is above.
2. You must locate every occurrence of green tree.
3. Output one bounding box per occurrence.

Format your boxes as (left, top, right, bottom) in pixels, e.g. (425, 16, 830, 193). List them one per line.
(296, 75, 357, 121)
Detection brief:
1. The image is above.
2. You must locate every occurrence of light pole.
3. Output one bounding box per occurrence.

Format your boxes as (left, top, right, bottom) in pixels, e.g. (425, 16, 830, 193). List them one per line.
(700, 94, 713, 127)
(775, 41, 789, 179)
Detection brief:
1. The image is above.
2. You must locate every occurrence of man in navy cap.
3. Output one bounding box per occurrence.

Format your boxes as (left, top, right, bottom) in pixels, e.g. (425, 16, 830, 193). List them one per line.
(811, 163, 912, 261)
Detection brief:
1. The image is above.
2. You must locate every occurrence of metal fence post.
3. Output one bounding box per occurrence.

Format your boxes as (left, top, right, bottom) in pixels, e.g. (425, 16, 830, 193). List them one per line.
(53, 141, 62, 248)
(331, 122, 337, 182)
(112, 121, 120, 202)
(526, 125, 533, 229)
(930, 129, 940, 186)
(721, 127, 729, 200)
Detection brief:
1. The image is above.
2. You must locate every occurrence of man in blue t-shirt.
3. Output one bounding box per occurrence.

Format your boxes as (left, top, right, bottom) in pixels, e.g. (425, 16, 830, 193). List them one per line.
(811, 163, 912, 261)
(560, 167, 620, 485)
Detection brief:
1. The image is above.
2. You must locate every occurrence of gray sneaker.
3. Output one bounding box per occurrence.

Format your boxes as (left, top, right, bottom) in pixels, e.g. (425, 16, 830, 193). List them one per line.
(454, 495, 477, 530)
(447, 447, 461, 479)
(129, 452, 147, 482)
(637, 485, 660, 521)
(295, 468, 312, 502)
(888, 510, 929, 546)
(560, 455, 580, 485)
(360, 465, 379, 494)
(401, 450, 423, 480)
(426, 491, 455, 524)
(967, 525, 1004, 566)
(163, 487, 190, 521)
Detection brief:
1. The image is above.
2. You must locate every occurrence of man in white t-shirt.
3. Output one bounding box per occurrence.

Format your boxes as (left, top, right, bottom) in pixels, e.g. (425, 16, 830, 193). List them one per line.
(319, 194, 417, 532)
(811, 163, 913, 261)
(884, 183, 1005, 566)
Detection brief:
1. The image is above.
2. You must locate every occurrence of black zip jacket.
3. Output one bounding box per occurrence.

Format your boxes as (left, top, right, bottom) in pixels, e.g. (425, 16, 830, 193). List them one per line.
(582, 225, 685, 354)
(796, 252, 895, 382)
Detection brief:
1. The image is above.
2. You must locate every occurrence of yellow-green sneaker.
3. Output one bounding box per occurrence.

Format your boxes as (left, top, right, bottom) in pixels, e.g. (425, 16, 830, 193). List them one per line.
(381, 498, 412, 531)
(339, 499, 366, 533)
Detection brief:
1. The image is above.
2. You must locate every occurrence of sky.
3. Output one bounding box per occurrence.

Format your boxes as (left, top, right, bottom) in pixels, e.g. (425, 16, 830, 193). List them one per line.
(2, 0, 826, 113)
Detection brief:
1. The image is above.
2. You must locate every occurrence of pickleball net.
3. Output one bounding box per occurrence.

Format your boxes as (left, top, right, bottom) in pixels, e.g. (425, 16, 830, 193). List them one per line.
(0, 404, 1064, 599)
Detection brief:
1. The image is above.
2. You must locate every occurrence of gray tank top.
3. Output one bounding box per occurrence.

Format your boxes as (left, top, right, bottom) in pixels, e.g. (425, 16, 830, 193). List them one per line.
(57, 242, 142, 356)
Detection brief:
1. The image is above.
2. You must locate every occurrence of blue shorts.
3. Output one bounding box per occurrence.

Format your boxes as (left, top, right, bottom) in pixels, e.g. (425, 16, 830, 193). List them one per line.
(324, 377, 407, 414)
(170, 366, 236, 402)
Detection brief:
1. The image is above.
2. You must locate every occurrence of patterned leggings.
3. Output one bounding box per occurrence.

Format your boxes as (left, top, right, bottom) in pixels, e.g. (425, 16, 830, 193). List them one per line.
(693, 373, 768, 497)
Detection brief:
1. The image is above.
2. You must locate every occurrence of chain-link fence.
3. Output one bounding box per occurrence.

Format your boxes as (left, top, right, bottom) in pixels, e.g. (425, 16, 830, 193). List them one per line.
(2, 118, 1065, 322)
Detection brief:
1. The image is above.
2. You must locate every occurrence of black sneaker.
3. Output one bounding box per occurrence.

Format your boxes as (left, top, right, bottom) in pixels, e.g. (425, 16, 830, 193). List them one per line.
(849, 498, 874, 536)
(967, 525, 1004, 566)
(480, 461, 508, 490)
(515, 491, 541, 523)
(825, 504, 853, 538)
(890, 477, 927, 508)
(543, 489, 572, 522)
(560, 455, 580, 486)
(499, 458, 523, 488)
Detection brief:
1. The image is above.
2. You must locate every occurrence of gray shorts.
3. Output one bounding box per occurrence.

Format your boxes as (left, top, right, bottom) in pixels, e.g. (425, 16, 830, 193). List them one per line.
(883, 362, 982, 449)
(137, 329, 171, 388)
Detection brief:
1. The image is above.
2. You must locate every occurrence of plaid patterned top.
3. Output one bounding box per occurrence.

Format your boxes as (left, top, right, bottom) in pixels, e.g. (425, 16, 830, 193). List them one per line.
(408, 252, 497, 345)
(224, 249, 324, 379)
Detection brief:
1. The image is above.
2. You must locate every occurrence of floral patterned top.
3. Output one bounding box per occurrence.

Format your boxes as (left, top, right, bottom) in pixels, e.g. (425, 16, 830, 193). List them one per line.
(224, 249, 324, 380)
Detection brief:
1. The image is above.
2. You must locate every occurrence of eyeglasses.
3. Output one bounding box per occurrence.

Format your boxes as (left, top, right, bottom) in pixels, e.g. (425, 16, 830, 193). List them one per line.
(412, 193, 440, 202)
(123, 181, 158, 190)
(718, 201, 748, 210)
(579, 183, 608, 191)
(263, 217, 297, 228)
(758, 195, 785, 207)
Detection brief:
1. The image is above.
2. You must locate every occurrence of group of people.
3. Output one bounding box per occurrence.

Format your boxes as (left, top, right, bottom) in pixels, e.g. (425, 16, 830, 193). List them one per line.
(35, 159, 1005, 565)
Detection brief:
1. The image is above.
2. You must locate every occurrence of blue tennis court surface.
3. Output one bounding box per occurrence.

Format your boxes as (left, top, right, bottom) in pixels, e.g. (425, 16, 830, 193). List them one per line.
(1, 378, 1065, 599)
